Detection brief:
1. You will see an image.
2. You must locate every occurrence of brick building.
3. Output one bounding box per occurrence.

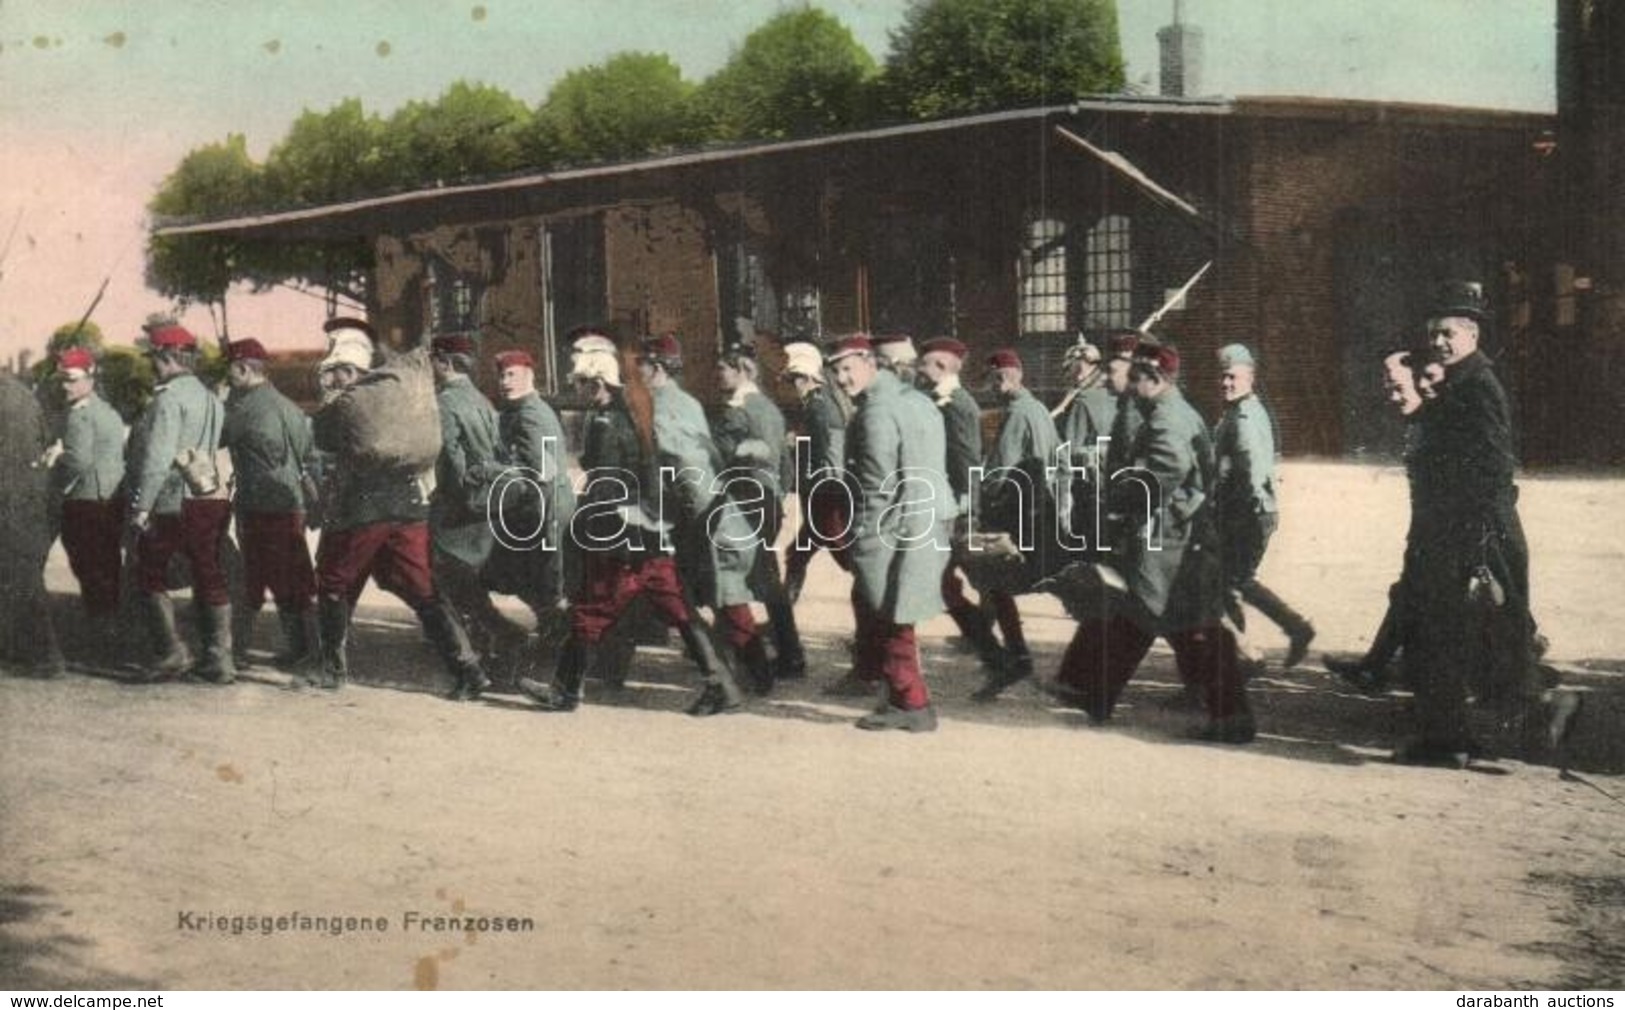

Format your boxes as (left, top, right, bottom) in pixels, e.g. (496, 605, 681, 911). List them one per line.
(159, 95, 1574, 460)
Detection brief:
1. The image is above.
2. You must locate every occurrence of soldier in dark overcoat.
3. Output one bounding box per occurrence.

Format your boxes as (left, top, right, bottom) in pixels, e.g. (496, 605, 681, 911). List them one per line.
(780, 340, 850, 602)
(1050, 341, 1254, 743)
(516, 343, 744, 715)
(220, 338, 318, 670)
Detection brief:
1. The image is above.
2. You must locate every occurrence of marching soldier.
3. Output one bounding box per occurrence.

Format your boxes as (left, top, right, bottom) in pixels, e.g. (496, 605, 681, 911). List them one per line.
(517, 341, 745, 715)
(48, 346, 126, 656)
(828, 334, 955, 732)
(310, 320, 490, 700)
(123, 320, 236, 684)
(1212, 343, 1315, 669)
(1103, 330, 1143, 478)
(781, 339, 850, 603)
(638, 333, 774, 694)
(916, 337, 1005, 672)
(873, 332, 920, 387)
(428, 333, 528, 675)
(1052, 336, 1115, 550)
(972, 348, 1060, 700)
(478, 348, 577, 676)
(1048, 340, 1254, 743)
(712, 341, 807, 680)
(219, 338, 318, 670)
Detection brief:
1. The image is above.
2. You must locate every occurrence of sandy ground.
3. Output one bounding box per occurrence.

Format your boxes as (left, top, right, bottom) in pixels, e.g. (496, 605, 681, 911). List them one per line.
(2, 460, 1622, 990)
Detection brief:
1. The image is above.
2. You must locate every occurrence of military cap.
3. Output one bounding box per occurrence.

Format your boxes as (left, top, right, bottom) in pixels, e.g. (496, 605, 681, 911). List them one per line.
(322, 317, 376, 341)
(144, 323, 198, 351)
(873, 332, 918, 363)
(1063, 336, 1102, 365)
(227, 339, 270, 363)
(826, 333, 874, 363)
(57, 347, 96, 376)
(986, 348, 1024, 371)
(1216, 343, 1256, 369)
(641, 332, 683, 360)
(920, 337, 968, 360)
(430, 333, 477, 357)
(1107, 330, 1141, 360)
(494, 349, 536, 371)
(1132, 339, 1180, 378)
(782, 341, 825, 379)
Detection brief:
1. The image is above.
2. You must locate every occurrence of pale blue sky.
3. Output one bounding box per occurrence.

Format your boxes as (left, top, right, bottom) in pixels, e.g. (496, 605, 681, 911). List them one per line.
(0, 1, 1557, 357)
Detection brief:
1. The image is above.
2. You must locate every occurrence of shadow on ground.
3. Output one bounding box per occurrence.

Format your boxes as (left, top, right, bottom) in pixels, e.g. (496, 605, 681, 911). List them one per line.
(0, 883, 157, 990)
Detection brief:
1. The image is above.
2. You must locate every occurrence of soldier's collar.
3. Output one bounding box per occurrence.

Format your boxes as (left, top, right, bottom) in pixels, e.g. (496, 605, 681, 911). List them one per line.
(726, 379, 760, 408)
(932, 373, 961, 404)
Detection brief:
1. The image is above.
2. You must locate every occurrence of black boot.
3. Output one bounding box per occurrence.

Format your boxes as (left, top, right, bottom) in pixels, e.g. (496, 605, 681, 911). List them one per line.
(972, 648, 1035, 703)
(949, 604, 1008, 671)
(138, 592, 192, 683)
(194, 603, 238, 684)
(519, 637, 593, 712)
(679, 622, 743, 717)
(274, 607, 317, 670)
(1240, 581, 1315, 667)
(738, 635, 775, 695)
(418, 600, 491, 701)
(765, 596, 807, 680)
(313, 596, 350, 690)
(232, 606, 258, 669)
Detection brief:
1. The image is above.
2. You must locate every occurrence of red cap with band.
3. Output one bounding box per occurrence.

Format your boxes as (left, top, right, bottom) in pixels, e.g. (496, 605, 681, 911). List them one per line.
(58, 348, 96, 373)
(920, 337, 967, 360)
(146, 324, 197, 350)
(431, 333, 477, 356)
(227, 339, 270, 362)
(986, 348, 1023, 371)
(826, 333, 874, 362)
(494, 349, 536, 371)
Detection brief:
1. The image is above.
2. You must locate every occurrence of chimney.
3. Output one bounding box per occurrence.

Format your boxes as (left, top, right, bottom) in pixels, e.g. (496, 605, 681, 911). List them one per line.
(1157, 0, 1203, 98)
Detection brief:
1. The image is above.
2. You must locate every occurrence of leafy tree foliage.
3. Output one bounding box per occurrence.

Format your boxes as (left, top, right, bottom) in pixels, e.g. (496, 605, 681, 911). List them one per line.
(145, 135, 263, 312)
(697, 8, 877, 141)
(882, 0, 1125, 120)
(384, 81, 533, 186)
(263, 99, 390, 207)
(528, 52, 697, 164)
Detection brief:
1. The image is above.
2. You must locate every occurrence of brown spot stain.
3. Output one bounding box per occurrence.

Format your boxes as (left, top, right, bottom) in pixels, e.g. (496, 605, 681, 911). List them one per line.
(215, 764, 244, 784)
(439, 947, 460, 961)
(32, 36, 51, 49)
(413, 956, 438, 990)
(434, 887, 447, 900)
(103, 32, 126, 48)
(451, 897, 466, 913)
(263, 39, 281, 54)
(375, 40, 391, 57)
(471, 5, 487, 21)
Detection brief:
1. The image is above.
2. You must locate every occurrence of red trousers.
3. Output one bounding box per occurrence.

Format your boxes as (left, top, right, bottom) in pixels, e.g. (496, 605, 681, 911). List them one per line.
(237, 511, 315, 612)
(851, 592, 930, 710)
(716, 603, 759, 651)
(316, 520, 436, 610)
(570, 552, 696, 644)
(61, 498, 124, 615)
(135, 499, 232, 606)
(1057, 615, 1247, 722)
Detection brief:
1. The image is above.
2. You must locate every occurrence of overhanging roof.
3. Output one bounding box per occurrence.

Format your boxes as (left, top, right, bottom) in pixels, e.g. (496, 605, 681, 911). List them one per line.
(151, 93, 1552, 243)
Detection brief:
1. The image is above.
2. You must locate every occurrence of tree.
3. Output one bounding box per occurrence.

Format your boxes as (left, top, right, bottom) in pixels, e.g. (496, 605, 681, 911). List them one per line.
(263, 99, 390, 207)
(144, 134, 265, 330)
(528, 51, 697, 165)
(882, 0, 1125, 120)
(696, 8, 878, 142)
(384, 81, 533, 188)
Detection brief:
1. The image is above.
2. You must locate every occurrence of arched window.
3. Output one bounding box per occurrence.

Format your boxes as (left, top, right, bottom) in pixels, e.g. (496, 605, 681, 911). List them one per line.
(1019, 217, 1069, 334)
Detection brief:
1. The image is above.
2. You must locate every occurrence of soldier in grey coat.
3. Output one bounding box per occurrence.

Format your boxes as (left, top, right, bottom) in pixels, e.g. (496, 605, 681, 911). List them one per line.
(1050, 340, 1253, 743)
(1, 373, 63, 677)
(830, 334, 955, 732)
(429, 333, 527, 679)
(220, 338, 318, 671)
(477, 349, 577, 675)
(639, 334, 773, 693)
(972, 348, 1060, 700)
(1212, 343, 1315, 670)
(781, 340, 850, 602)
(123, 320, 236, 684)
(48, 347, 126, 652)
(712, 342, 806, 681)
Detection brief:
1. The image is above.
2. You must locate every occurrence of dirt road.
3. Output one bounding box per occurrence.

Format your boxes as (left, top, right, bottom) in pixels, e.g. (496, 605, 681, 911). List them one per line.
(2, 462, 1621, 989)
